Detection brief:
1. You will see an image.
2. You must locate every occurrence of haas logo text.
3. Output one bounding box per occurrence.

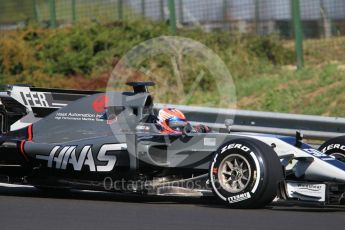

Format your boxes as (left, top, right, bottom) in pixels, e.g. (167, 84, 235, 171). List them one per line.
(36, 144, 126, 172)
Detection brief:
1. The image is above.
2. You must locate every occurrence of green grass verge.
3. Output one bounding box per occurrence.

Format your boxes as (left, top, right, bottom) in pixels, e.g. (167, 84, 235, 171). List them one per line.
(1, 21, 345, 116)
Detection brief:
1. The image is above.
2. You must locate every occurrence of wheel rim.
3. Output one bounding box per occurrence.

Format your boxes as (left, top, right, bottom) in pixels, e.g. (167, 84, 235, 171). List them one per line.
(218, 154, 252, 193)
(331, 152, 345, 163)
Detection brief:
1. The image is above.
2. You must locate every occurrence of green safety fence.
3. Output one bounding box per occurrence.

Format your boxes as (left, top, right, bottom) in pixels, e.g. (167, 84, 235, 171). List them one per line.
(0, 0, 345, 67)
(1, 0, 344, 37)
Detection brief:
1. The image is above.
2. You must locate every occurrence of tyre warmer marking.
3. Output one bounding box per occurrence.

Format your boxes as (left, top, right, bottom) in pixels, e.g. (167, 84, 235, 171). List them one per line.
(19, 124, 33, 161)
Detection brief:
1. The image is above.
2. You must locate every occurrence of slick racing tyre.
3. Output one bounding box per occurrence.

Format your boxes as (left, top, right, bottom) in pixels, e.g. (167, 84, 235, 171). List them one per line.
(319, 135, 345, 163)
(209, 138, 283, 208)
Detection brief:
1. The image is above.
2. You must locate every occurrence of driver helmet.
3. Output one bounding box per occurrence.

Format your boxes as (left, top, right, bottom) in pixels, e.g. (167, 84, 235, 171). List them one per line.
(158, 108, 188, 133)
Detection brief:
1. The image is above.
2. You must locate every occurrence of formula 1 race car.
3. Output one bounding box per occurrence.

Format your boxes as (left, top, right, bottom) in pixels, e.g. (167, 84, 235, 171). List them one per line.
(0, 82, 345, 208)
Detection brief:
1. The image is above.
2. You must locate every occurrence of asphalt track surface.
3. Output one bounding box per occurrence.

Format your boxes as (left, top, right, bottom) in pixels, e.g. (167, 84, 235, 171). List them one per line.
(0, 184, 344, 230)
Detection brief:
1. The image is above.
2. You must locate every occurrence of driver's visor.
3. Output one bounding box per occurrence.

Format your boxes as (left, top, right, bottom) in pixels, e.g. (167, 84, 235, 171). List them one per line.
(166, 117, 188, 131)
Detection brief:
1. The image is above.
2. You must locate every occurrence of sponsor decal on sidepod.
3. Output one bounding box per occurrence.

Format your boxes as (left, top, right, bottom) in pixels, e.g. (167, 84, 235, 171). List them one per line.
(36, 144, 126, 172)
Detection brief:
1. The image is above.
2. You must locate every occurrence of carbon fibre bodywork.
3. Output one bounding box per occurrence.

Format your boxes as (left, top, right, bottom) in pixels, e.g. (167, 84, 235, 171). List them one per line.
(0, 82, 345, 206)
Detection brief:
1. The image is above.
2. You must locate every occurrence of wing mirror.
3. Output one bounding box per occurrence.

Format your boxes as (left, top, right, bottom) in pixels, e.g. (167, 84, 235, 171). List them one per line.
(224, 119, 234, 133)
(295, 131, 304, 148)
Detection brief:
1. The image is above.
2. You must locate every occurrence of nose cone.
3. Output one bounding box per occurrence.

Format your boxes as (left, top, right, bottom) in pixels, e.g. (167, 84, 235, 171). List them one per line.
(303, 157, 345, 183)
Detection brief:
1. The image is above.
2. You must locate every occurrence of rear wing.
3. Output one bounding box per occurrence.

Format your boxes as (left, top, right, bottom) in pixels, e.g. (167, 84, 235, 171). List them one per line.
(0, 85, 101, 132)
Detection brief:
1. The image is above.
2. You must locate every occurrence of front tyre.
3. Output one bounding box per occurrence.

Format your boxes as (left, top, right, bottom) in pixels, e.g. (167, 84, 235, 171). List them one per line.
(319, 135, 345, 163)
(209, 138, 283, 208)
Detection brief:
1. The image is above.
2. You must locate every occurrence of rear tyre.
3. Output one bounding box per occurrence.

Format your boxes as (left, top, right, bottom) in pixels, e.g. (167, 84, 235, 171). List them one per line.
(319, 136, 345, 163)
(209, 138, 283, 208)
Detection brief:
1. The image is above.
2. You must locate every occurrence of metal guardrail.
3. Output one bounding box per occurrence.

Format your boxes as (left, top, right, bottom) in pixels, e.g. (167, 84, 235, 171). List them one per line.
(154, 104, 345, 140)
